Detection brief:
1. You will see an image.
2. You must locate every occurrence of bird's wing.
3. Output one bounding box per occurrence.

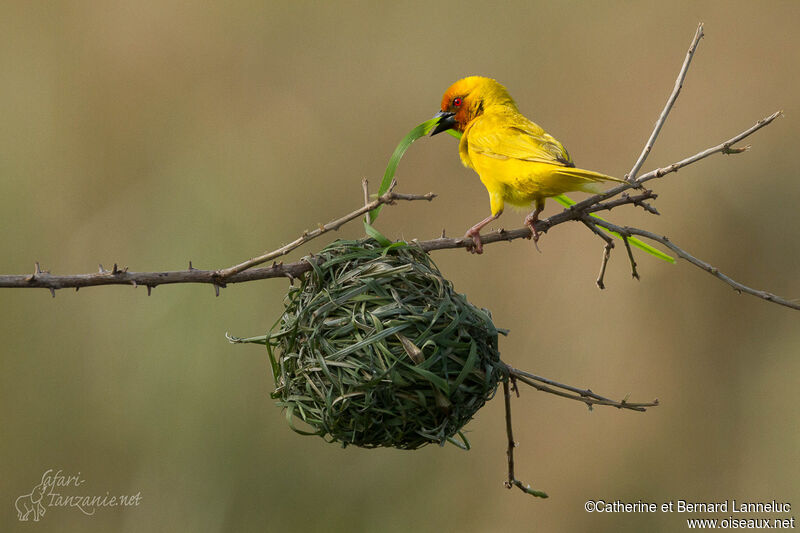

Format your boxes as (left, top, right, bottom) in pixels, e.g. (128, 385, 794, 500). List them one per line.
(467, 115, 575, 167)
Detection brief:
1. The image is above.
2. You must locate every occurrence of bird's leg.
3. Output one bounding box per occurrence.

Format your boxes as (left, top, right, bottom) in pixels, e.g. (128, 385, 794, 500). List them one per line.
(465, 213, 500, 254)
(524, 204, 544, 242)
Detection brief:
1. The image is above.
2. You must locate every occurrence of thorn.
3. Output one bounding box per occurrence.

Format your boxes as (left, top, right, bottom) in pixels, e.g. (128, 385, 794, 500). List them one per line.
(132, 280, 137, 288)
(441, 228, 446, 238)
(75, 287, 79, 292)
(35, 262, 43, 275)
(112, 263, 119, 274)
(98, 264, 107, 274)
(49, 287, 56, 298)
(188, 261, 194, 270)
(146, 285, 152, 296)
(213, 284, 220, 297)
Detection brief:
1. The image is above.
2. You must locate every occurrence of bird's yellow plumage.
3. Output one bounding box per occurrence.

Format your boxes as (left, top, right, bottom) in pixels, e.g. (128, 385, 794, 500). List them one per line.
(431, 76, 624, 253)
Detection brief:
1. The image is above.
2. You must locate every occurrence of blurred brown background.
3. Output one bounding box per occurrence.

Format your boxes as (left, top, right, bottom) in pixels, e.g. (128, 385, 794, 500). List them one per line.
(1, 2, 798, 532)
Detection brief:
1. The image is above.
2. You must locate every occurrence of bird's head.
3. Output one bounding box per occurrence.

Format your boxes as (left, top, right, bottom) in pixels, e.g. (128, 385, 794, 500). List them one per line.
(430, 76, 517, 136)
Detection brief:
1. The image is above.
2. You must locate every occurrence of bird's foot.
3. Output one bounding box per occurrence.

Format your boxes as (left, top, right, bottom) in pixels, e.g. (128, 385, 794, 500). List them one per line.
(524, 213, 543, 252)
(465, 229, 484, 254)
(524, 215, 541, 242)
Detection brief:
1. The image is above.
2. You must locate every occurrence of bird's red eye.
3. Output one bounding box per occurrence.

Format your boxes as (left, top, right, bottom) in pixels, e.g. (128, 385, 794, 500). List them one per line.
(452, 97, 462, 107)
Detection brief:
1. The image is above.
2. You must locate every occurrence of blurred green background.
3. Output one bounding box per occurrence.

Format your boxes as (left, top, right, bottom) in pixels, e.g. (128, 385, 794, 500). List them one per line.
(1, 2, 798, 531)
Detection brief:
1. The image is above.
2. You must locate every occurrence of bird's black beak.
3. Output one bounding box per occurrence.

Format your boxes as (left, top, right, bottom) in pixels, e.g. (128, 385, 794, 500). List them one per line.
(429, 111, 456, 136)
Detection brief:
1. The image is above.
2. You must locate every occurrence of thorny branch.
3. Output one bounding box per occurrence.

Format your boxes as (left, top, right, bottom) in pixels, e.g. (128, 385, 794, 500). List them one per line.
(0, 107, 789, 308)
(0, 24, 794, 314)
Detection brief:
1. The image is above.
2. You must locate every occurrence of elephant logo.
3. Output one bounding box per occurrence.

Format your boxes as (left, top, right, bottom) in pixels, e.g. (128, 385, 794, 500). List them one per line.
(15, 480, 48, 521)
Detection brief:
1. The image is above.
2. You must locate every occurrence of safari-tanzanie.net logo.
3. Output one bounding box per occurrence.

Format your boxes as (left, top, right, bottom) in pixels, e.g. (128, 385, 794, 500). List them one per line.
(14, 469, 142, 522)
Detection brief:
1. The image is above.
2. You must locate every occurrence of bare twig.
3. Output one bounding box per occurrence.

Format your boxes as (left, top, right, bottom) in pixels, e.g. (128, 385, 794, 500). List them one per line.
(580, 218, 614, 289)
(627, 23, 704, 182)
(506, 365, 659, 412)
(584, 217, 800, 311)
(596, 242, 613, 290)
(622, 236, 640, 281)
(503, 379, 548, 498)
(586, 190, 659, 216)
(214, 179, 435, 279)
(554, 110, 782, 220)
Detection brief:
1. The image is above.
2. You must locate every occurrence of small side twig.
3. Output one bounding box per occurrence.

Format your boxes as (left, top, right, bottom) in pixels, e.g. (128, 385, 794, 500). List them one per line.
(581, 218, 615, 290)
(596, 242, 613, 290)
(506, 365, 659, 412)
(587, 190, 659, 216)
(214, 179, 436, 279)
(621, 236, 640, 281)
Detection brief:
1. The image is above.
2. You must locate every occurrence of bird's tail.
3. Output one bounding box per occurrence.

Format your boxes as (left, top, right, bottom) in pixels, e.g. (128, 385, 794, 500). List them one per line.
(553, 167, 625, 194)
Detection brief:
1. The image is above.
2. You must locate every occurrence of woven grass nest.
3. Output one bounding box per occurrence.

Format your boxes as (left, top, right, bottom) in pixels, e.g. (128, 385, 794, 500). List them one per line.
(260, 238, 507, 450)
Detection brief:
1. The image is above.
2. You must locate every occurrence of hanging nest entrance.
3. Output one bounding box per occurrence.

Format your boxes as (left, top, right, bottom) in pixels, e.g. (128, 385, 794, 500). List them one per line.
(256, 238, 506, 449)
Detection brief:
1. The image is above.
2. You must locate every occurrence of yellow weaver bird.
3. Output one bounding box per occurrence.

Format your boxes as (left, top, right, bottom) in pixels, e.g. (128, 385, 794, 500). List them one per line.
(430, 76, 625, 254)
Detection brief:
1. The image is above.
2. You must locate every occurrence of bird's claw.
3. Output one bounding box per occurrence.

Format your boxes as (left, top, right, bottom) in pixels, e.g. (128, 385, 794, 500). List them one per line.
(524, 211, 542, 245)
(465, 231, 484, 254)
(526, 224, 542, 252)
